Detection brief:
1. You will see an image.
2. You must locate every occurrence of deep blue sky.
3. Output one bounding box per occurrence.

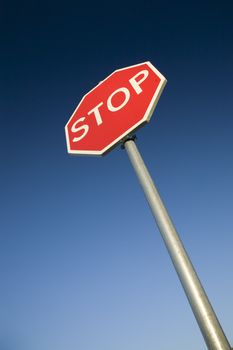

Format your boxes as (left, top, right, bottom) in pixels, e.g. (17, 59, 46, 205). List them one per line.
(1, 1, 233, 349)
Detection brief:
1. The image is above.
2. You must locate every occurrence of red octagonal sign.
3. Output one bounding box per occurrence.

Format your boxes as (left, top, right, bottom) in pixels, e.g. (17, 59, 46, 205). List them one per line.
(65, 61, 166, 155)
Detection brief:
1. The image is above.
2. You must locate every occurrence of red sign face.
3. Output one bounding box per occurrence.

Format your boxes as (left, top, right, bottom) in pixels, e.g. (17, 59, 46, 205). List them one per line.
(65, 61, 166, 155)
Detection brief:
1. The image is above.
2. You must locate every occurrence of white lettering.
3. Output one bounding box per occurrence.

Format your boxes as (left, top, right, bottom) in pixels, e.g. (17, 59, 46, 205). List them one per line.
(87, 102, 104, 126)
(70, 69, 150, 142)
(129, 69, 149, 94)
(107, 87, 130, 112)
(71, 117, 89, 142)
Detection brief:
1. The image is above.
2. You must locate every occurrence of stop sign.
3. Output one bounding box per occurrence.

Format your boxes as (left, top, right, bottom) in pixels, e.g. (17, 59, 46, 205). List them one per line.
(65, 61, 166, 155)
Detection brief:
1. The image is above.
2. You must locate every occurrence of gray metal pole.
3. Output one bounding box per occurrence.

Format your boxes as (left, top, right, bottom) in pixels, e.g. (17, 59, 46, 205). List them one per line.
(123, 138, 231, 350)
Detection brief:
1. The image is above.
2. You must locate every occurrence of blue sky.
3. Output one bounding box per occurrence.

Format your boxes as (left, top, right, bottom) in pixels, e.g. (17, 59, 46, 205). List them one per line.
(1, 1, 233, 349)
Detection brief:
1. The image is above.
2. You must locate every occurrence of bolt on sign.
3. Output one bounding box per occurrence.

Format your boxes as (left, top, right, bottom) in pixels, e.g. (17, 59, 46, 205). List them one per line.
(65, 61, 166, 155)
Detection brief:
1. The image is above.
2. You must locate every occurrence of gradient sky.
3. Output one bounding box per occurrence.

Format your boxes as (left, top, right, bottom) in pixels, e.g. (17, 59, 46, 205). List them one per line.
(1, 1, 233, 349)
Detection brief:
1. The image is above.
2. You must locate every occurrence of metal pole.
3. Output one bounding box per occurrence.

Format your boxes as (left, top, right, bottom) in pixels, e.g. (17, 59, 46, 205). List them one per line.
(123, 137, 231, 350)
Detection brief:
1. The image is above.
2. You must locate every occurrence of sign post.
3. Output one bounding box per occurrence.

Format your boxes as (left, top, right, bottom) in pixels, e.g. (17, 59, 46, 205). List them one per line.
(122, 136, 231, 350)
(65, 62, 231, 350)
